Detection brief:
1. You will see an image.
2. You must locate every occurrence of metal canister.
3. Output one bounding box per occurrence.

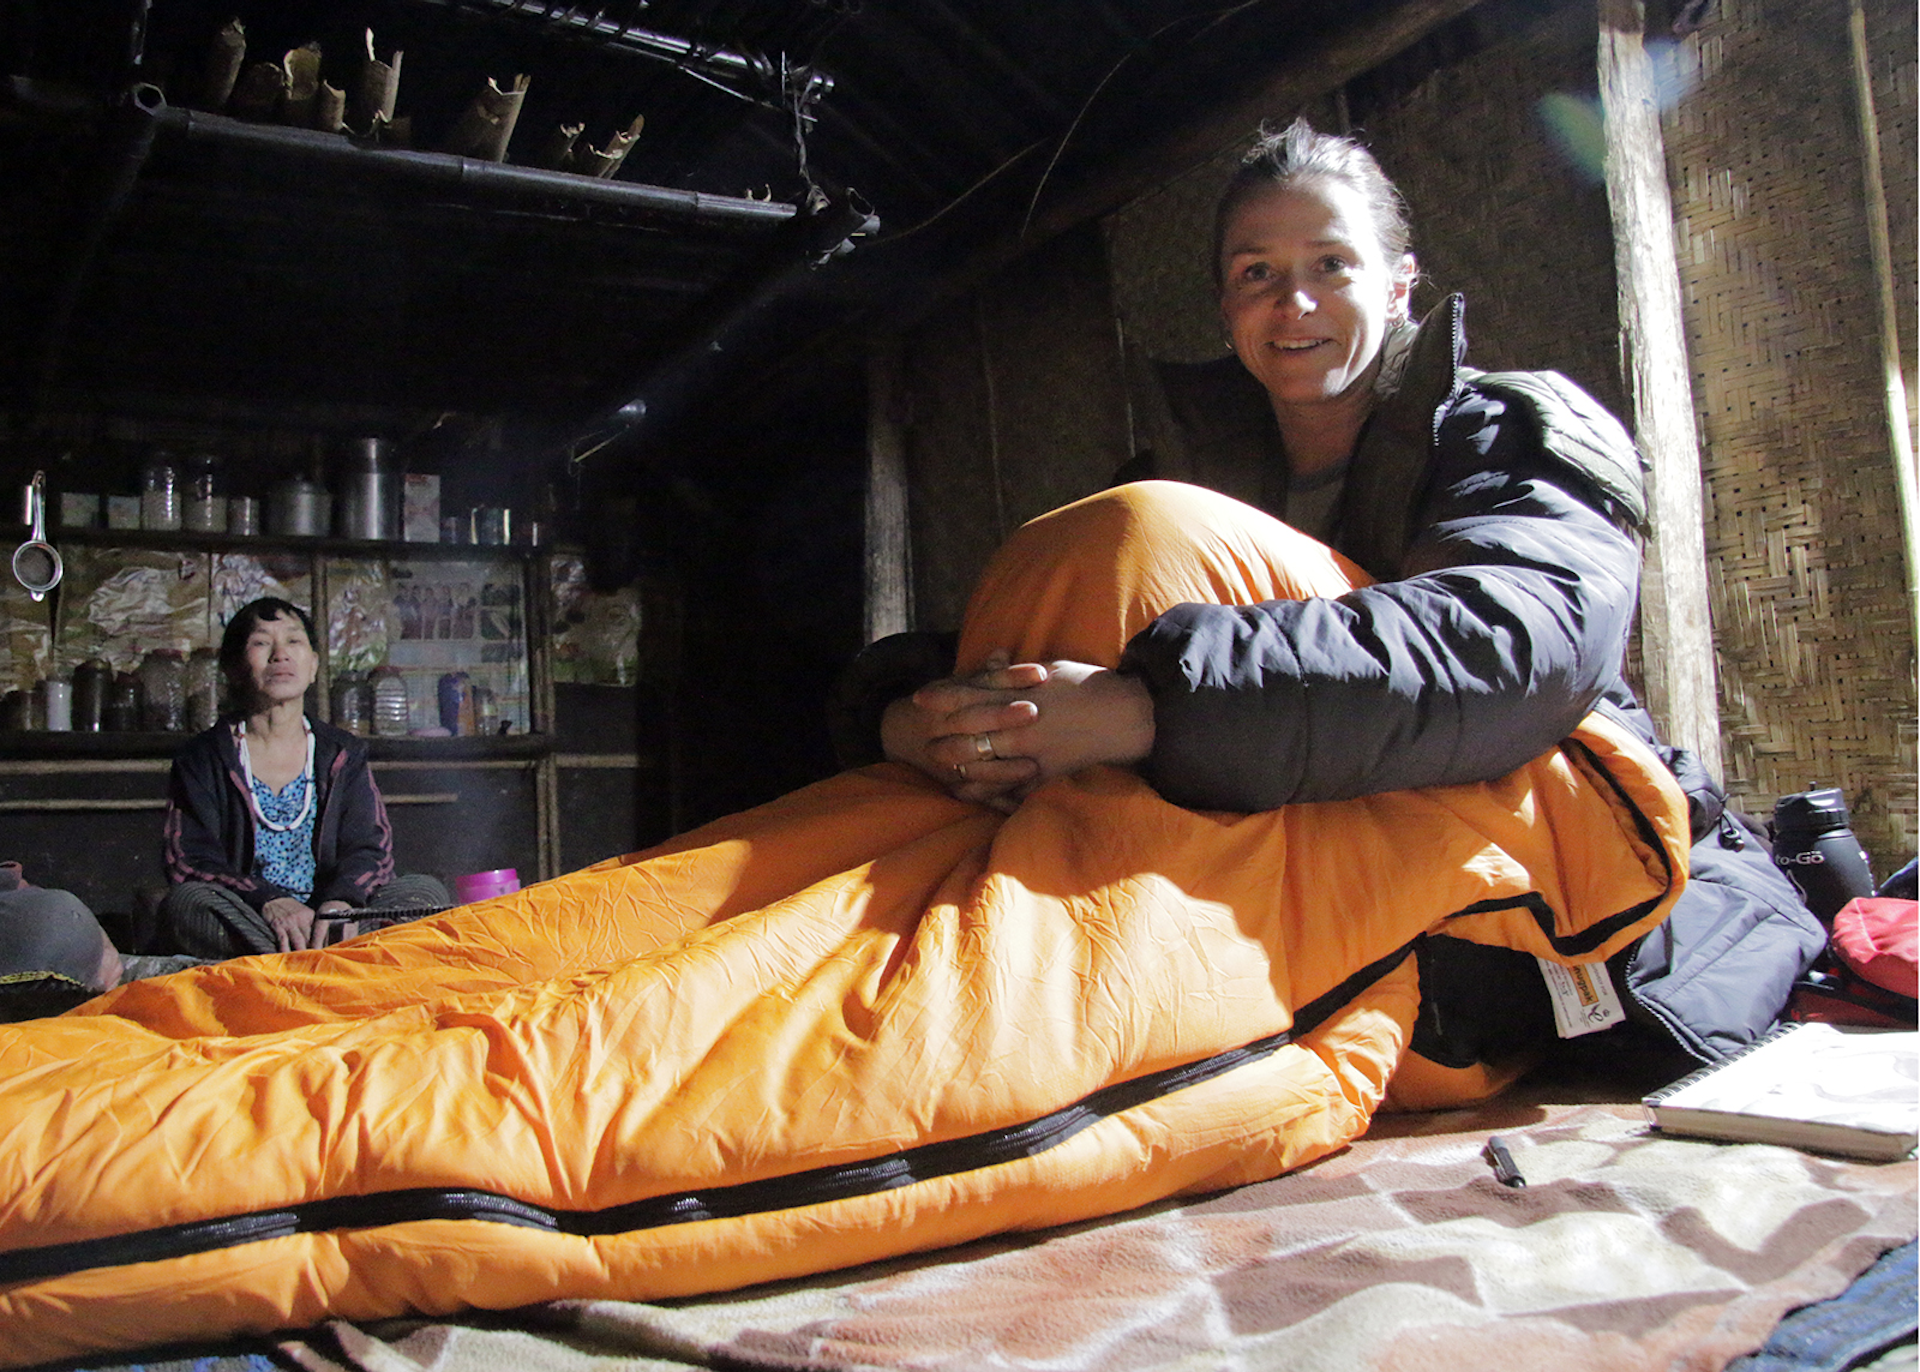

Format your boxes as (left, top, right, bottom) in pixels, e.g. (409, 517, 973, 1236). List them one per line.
(269, 477, 329, 537)
(336, 438, 396, 541)
(228, 496, 260, 536)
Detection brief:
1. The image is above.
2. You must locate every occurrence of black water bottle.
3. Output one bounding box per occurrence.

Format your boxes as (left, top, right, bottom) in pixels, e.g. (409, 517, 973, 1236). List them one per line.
(1771, 788, 1876, 923)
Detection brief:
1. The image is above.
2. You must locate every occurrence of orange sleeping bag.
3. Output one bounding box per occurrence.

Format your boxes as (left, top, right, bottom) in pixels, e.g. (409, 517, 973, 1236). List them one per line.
(0, 484, 1689, 1367)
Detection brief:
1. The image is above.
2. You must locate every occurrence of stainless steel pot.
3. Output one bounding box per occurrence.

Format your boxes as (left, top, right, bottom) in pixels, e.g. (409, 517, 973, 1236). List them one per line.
(269, 477, 329, 537)
(12, 472, 62, 601)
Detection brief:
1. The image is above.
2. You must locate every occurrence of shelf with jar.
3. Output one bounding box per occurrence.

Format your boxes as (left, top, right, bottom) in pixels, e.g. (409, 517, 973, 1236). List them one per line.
(0, 537, 552, 753)
(3, 515, 680, 893)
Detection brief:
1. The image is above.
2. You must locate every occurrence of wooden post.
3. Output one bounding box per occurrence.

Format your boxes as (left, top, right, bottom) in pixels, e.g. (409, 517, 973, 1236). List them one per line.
(865, 336, 913, 641)
(1597, 0, 1723, 780)
(1848, 0, 1920, 651)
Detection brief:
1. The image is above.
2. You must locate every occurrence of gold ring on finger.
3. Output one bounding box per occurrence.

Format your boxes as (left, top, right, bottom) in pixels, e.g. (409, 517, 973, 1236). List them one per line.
(955, 762, 969, 781)
(973, 732, 996, 761)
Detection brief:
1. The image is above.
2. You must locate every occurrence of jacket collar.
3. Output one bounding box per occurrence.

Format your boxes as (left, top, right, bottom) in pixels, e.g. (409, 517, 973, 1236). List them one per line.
(1336, 293, 1468, 579)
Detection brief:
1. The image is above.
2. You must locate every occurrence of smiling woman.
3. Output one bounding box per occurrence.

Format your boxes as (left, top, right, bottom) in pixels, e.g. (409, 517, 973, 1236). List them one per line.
(157, 597, 449, 957)
(1216, 176, 1414, 472)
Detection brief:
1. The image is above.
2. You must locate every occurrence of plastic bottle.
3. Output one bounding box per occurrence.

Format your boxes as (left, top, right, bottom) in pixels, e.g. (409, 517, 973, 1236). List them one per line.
(437, 671, 473, 735)
(370, 665, 410, 737)
(331, 670, 369, 735)
(139, 649, 187, 732)
(186, 647, 221, 733)
(1771, 788, 1877, 923)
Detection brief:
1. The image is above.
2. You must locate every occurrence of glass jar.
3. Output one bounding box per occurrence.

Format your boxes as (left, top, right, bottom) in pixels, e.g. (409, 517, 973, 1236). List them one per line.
(186, 647, 221, 733)
(105, 671, 142, 732)
(473, 683, 499, 736)
(72, 657, 110, 732)
(331, 670, 370, 735)
(43, 673, 71, 731)
(140, 452, 181, 532)
(182, 453, 227, 533)
(140, 649, 187, 732)
(370, 665, 410, 737)
(0, 689, 29, 730)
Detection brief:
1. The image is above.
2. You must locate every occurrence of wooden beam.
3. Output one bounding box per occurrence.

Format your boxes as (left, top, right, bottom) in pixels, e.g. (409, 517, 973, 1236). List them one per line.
(1014, 0, 1489, 254)
(757, 0, 1490, 413)
(1597, 0, 1723, 780)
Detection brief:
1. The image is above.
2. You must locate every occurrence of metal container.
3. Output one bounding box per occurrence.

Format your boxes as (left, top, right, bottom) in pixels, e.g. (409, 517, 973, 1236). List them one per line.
(475, 506, 511, 545)
(228, 496, 260, 536)
(336, 437, 396, 542)
(269, 477, 329, 537)
(72, 657, 109, 731)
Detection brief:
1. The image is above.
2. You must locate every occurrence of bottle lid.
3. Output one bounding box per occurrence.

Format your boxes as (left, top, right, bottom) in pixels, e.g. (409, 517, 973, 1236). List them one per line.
(1773, 787, 1851, 833)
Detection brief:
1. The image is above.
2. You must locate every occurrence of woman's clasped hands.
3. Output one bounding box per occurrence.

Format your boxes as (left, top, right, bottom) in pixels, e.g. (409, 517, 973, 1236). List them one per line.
(881, 652, 1156, 812)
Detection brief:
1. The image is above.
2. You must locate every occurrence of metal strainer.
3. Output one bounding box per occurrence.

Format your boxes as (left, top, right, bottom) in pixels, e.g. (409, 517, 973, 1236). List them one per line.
(13, 471, 63, 601)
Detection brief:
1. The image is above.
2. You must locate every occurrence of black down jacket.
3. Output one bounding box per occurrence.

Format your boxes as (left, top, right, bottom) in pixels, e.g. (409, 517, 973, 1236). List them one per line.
(834, 294, 1824, 1077)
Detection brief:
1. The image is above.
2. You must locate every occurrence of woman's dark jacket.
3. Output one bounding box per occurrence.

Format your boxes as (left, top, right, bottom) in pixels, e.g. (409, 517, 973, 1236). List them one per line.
(832, 294, 1824, 1073)
(163, 716, 396, 912)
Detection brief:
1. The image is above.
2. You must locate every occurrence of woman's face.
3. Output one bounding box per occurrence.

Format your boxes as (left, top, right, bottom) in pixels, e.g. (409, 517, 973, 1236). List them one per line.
(242, 612, 318, 709)
(1217, 177, 1413, 416)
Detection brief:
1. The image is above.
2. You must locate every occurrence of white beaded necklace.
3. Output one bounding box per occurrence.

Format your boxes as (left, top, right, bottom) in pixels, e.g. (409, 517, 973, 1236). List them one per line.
(236, 717, 316, 832)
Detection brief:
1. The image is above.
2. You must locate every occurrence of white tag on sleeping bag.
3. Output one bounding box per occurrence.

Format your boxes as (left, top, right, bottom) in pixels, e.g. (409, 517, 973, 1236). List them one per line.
(1537, 958, 1627, 1037)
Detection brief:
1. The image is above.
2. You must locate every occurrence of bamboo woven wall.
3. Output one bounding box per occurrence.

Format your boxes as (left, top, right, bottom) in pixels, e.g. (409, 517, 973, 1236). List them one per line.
(903, 0, 1917, 870)
(1664, 0, 1916, 871)
(1356, 2, 1628, 418)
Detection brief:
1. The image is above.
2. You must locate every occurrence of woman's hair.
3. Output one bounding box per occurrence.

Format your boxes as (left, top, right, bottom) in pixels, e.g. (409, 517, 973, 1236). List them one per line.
(218, 597, 318, 716)
(1212, 118, 1415, 288)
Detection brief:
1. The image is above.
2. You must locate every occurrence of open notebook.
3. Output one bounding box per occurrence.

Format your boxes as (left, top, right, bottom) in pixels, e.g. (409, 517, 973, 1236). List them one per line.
(1643, 1022, 1919, 1161)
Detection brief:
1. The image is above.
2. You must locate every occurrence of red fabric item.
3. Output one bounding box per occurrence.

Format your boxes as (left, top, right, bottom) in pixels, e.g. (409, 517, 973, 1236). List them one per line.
(1832, 896, 1919, 999)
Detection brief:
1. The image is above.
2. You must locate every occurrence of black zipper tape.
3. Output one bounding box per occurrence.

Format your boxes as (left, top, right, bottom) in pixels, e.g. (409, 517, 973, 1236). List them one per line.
(0, 943, 1414, 1286)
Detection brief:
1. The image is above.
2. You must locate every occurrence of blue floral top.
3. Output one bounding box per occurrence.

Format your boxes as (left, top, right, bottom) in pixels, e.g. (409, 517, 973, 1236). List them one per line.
(251, 775, 317, 901)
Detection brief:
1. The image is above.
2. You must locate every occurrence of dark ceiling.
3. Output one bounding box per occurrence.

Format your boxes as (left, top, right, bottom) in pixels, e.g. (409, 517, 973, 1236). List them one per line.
(0, 0, 1471, 459)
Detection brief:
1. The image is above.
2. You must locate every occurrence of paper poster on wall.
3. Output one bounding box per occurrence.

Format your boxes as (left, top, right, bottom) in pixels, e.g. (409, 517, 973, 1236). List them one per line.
(547, 553, 640, 685)
(52, 548, 312, 675)
(377, 558, 530, 734)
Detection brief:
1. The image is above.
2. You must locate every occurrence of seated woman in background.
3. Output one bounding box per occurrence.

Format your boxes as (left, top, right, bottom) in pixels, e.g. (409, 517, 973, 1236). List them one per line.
(159, 596, 448, 955)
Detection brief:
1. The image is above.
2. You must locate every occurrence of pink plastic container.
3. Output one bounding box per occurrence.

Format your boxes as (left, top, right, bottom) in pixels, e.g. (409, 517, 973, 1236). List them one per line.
(453, 868, 520, 904)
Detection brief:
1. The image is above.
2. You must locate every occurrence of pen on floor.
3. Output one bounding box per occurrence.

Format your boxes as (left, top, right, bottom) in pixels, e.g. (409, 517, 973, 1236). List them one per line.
(1483, 1135, 1526, 1187)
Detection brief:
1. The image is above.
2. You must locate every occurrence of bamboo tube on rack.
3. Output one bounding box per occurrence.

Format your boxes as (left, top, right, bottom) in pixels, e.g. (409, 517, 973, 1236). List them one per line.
(228, 59, 286, 122)
(535, 121, 585, 171)
(443, 75, 529, 162)
(282, 43, 321, 128)
(197, 19, 245, 113)
(348, 29, 402, 136)
(575, 114, 645, 179)
(314, 81, 346, 134)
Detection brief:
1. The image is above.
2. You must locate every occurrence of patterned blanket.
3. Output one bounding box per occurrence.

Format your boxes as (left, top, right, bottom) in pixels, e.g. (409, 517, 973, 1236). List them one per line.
(106, 1089, 1912, 1372)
